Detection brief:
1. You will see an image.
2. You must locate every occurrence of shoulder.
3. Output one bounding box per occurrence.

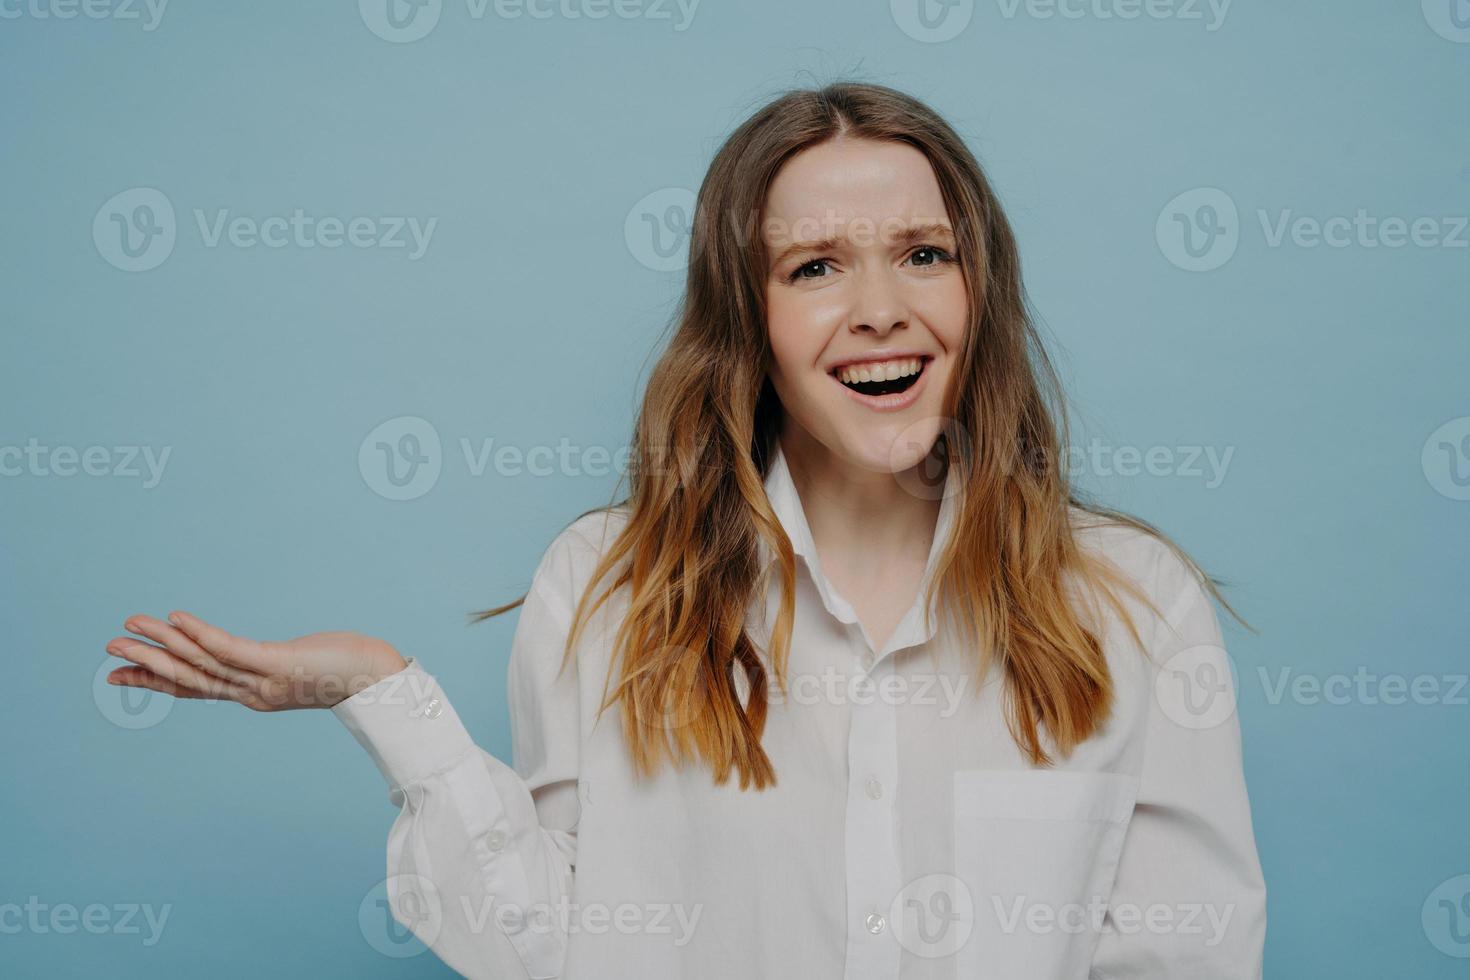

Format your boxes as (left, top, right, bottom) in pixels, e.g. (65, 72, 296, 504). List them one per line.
(526, 505, 632, 623)
(1068, 505, 1217, 643)
(551, 506, 632, 569)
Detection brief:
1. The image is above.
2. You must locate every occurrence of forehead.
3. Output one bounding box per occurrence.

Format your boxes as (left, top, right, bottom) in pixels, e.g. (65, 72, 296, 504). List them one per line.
(762, 138, 949, 233)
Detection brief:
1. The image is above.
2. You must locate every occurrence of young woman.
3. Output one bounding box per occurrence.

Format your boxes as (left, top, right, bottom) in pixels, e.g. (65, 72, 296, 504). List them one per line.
(104, 82, 1267, 979)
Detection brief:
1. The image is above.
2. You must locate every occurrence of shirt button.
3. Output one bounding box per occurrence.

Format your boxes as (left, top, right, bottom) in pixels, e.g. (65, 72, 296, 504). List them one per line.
(865, 777, 883, 800)
(486, 829, 508, 851)
(861, 649, 876, 670)
(865, 912, 886, 934)
(423, 697, 444, 719)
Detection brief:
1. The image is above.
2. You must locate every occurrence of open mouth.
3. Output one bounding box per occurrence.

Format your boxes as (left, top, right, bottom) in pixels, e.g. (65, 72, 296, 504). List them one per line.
(830, 356, 930, 397)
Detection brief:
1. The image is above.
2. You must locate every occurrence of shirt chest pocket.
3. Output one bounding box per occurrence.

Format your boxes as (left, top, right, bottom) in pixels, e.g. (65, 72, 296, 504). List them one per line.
(951, 769, 1138, 980)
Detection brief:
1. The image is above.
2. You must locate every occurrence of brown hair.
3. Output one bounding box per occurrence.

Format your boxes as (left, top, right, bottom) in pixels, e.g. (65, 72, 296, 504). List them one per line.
(475, 81, 1238, 789)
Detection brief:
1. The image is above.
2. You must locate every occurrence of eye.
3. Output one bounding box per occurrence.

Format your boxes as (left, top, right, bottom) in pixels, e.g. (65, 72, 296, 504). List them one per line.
(788, 258, 833, 282)
(907, 245, 956, 268)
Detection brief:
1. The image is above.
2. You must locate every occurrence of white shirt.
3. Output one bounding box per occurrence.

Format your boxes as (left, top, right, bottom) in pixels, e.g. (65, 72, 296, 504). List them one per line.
(333, 442, 1267, 979)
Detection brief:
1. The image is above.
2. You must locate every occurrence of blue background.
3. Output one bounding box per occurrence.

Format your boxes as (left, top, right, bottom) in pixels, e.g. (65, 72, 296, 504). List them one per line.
(3, 1, 1468, 976)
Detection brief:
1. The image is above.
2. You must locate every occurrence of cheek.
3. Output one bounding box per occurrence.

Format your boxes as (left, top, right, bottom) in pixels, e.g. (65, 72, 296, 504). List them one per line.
(919, 277, 970, 350)
(764, 291, 830, 385)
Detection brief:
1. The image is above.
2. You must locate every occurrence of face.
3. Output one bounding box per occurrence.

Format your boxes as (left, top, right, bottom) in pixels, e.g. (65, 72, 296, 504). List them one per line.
(762, 137, 968, 477)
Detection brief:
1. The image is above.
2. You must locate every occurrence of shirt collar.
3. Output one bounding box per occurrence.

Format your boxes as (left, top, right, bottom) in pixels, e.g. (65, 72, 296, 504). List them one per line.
(756, 439, 961, 653)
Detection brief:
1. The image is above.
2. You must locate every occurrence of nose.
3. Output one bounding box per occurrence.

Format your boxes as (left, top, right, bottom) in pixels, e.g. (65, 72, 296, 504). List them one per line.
(848, 267, 908, 338)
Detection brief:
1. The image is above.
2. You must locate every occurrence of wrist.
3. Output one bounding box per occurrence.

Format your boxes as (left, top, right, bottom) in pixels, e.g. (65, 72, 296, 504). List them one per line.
(369, 648, 408, 683)
(332, 649, 409, 707)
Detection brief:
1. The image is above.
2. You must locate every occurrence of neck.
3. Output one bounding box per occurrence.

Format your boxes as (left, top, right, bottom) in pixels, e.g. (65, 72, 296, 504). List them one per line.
(777, 421, 942, 576)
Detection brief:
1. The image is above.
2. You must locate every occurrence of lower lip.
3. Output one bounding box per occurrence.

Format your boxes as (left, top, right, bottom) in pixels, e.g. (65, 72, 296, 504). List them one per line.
(829, 358, 932, 412)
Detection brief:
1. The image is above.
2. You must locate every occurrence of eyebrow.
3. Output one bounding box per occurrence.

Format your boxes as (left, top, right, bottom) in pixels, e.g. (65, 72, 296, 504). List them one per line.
(767, 221, 957, 270)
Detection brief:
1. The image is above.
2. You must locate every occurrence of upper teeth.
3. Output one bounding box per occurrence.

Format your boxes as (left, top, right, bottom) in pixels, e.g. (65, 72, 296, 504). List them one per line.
(837, 358, 923, 385)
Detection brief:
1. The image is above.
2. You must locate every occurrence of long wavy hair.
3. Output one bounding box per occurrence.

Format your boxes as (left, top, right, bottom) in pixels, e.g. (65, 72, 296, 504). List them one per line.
(475, 81, 1239, 790)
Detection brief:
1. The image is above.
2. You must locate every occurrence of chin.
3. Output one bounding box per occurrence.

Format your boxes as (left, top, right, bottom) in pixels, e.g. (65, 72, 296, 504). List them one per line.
(836, 422, 942, 475)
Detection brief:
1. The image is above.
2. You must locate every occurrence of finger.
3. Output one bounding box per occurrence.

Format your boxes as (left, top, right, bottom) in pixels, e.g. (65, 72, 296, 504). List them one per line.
(165, 611, 286, 675)
(108, 664, 282, 712)
(109, 664, 279, 713)
(106, 638, 256, 703)
(107, 664, 217, 701)
(124, 615, 263, 690)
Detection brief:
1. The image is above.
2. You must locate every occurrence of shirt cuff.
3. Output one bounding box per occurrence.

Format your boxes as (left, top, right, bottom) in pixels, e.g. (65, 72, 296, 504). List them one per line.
(331, 657, 479, 789)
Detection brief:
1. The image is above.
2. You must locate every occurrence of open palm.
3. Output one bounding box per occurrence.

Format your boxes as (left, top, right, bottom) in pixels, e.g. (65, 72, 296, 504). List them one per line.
(104, 611, 406, 711)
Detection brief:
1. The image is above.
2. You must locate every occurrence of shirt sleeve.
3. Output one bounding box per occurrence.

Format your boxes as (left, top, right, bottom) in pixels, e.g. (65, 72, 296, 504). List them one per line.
(332, 527, 589, 980)
(1089, 562, 1268, 979)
